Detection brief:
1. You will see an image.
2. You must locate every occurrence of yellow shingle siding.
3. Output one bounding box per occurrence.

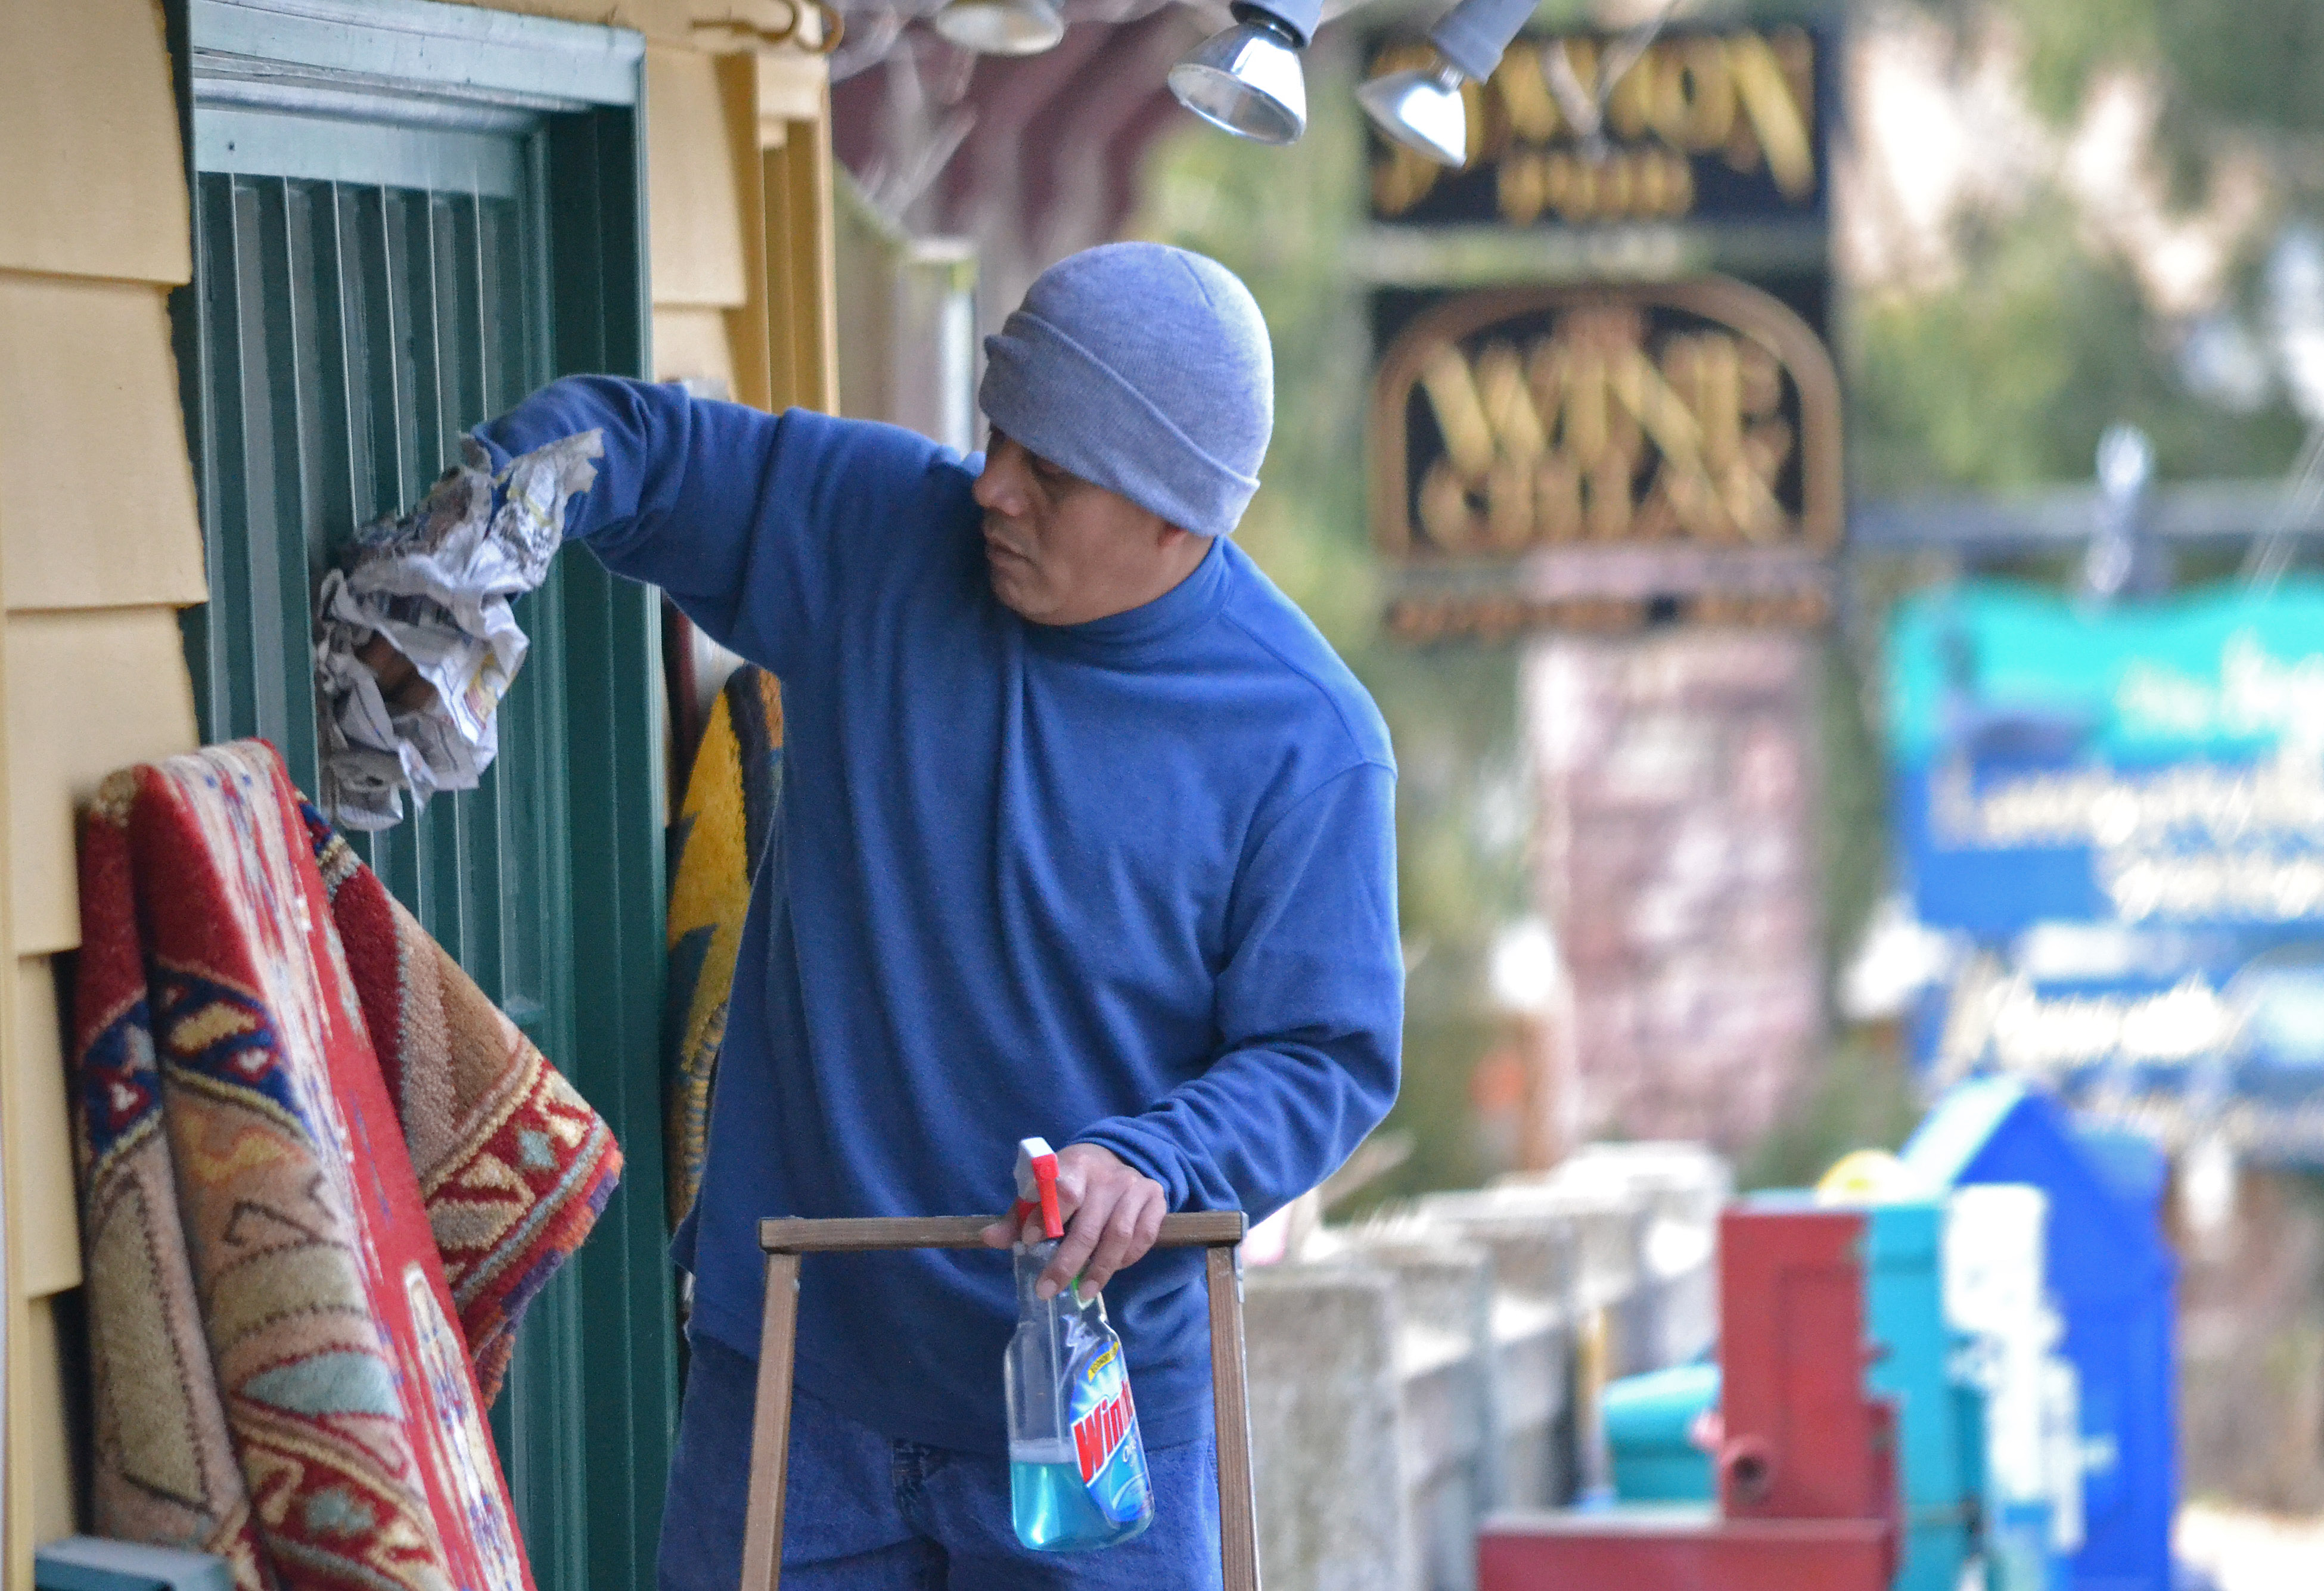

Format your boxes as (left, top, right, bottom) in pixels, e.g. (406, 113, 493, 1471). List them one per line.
(654, 304, 744, 394)
(15, 1302, 79, 1549)
(10, 962, 79, 1303)
(5, 610, 205, 959)
(0, 0, 190, 287)
(484, 0, 803, 51)
(9, 964, 82, 1553)
(1, 1, 200, 1581)
(0, 278, 207, 613)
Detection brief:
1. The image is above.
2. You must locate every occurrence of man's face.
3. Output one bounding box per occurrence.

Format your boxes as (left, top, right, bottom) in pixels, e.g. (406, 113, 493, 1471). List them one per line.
(972, 431, 1210, 626)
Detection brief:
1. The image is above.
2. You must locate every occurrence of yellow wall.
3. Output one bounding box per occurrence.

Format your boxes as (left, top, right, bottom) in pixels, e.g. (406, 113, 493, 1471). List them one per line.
(493, 0, 839, 407)
(0, 1, 835, 1583)
(0, 2, 206, 1580)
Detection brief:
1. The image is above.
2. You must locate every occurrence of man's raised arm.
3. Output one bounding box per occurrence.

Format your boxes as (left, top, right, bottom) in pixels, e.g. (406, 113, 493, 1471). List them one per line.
(473, 375, 944, 675)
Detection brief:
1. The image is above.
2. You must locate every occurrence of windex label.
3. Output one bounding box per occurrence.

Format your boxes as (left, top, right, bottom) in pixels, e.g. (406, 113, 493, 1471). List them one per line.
(1068, 1341, 1151, 1525)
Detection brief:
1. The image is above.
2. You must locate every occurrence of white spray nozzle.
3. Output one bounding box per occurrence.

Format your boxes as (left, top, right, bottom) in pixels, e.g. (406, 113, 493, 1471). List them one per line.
(1013, 1136, 1064, 1241)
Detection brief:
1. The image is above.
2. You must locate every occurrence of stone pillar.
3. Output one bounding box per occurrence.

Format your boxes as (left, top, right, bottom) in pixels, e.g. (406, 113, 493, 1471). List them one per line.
(1332, 1235, 1501, 1591)
(1393, 1198, 1586, 1506)
(1245, 1268, 1413, 1591)
(1522, 629, 1825, 1153)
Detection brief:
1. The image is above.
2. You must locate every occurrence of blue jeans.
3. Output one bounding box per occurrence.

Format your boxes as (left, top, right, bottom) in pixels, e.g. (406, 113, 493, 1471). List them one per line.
(657, 1334, 1224, 1591)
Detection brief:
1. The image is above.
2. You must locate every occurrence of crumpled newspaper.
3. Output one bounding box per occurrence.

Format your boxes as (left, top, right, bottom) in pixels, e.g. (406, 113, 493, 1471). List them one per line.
(315, 430, 603, 830)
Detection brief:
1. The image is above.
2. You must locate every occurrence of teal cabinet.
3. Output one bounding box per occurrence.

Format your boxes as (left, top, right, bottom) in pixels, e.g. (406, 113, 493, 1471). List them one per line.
(1603, 1199, 1979, 1591)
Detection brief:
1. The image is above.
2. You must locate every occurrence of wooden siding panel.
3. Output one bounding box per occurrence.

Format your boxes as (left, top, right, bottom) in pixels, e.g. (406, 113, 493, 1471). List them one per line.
(0, 276, 207, 614)
(0, 0, 191, 285)
(756, 47, 829, 126)
(713, 49, 773, 411)
(645, 46, 749, 309)
(10, 958, 81, 1299)
(0, 457, 30, 1589)
(478, 2, 834, 51)
(477, 0, 700, 42)
(653, 306, 737, 391)
(5, 609, 202, 957)
(763, 113, 839, 416)
(16, 1297, 77, 1545)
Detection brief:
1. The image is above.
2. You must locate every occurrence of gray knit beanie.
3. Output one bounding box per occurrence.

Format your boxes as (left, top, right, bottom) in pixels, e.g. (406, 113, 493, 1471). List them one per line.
(978, 243, 1273, 537)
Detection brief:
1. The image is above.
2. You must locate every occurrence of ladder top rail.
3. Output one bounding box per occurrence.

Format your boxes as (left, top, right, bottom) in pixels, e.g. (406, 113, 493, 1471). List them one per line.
(758, 1211, 1248, 1253)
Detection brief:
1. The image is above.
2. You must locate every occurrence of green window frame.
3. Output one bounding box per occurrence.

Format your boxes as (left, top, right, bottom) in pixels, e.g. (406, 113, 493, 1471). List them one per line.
(166, 4, 676, 1588)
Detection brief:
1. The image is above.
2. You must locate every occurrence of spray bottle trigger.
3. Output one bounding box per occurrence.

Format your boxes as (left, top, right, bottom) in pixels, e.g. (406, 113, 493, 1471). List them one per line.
(1015, 1136, 1065, 1242)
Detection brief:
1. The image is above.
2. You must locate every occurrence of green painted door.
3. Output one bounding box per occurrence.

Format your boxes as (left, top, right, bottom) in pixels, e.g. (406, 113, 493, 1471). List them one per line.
(185, 113, 562, 951)
(176, 6, 675, 1587)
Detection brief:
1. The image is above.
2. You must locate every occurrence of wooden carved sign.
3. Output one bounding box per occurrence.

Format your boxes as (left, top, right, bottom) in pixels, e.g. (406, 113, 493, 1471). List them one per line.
(1372, 279, 1842, 638)
(1365, 24, 1827, 231)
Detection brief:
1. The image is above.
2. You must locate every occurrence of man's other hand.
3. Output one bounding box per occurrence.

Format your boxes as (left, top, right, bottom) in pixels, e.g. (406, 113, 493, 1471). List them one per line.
(977, 1143, 1166, 1301)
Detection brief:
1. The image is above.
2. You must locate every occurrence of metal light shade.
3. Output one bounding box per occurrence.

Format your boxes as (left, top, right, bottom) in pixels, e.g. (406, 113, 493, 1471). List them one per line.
(931, 0, 1065, 55)
(1356, 62, 1467, 166)
(1354, 0, 1539, 165)
(1168, 17, 1307, 145)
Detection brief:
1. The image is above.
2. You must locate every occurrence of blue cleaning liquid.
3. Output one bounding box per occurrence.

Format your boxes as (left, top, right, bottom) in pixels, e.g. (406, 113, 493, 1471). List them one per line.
(1005, 1232, 1155, 1552)
(1009, 1458, 1152, 1552)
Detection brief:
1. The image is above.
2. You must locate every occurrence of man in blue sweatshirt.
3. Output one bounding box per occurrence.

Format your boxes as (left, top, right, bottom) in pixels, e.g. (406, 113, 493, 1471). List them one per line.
(477, 243, 1402, 1589)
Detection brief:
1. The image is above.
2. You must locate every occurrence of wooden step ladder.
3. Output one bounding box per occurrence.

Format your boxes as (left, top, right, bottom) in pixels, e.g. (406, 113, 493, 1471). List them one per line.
(740, 1212, 1262, 1590)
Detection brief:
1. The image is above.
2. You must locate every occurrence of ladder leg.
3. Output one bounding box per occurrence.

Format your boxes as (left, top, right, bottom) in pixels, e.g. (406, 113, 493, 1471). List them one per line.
(741, 1251, 803, 1591)
(1205, 1245, 1261, 1591)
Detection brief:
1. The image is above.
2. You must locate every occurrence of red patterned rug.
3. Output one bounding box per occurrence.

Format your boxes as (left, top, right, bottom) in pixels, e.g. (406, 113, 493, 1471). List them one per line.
(303, 803, 620, 1404)
(72, 742, 549, 1591)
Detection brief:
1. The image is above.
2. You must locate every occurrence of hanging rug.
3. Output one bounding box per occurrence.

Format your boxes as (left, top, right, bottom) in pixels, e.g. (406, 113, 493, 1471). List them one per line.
(71, 741, 562, 1591)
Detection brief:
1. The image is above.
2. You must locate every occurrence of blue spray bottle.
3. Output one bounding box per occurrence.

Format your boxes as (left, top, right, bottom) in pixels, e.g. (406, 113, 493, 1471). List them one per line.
(1005, 1137, 1155, 1552)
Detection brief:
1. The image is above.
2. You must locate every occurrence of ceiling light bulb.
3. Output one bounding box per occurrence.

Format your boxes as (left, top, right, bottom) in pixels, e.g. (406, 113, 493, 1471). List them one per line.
(1358, 0, 1539, 166)
(931, 0, 1066, 56)
(1356, 60, 1467, 167)
(1168, 1, 1319, 146)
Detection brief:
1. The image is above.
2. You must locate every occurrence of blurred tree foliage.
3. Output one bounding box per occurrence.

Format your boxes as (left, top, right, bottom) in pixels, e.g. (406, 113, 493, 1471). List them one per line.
(1858, 0, 2317, 495)
(1958, 0, 2324, 138)
(1851, 219, 2303, 495)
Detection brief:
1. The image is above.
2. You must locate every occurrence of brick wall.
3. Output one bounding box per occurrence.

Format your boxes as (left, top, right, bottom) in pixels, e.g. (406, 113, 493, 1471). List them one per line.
(1523, 629, 1825, 1152)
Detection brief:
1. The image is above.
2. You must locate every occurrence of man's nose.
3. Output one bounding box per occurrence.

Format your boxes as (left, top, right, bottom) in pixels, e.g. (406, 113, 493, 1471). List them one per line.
(973, 465, 1021, 517)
